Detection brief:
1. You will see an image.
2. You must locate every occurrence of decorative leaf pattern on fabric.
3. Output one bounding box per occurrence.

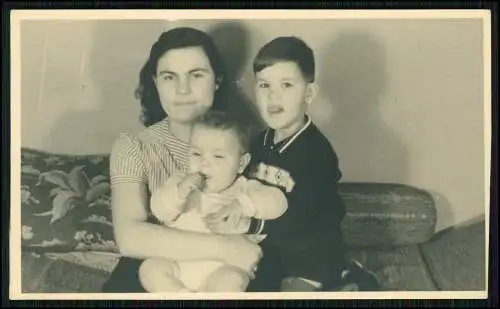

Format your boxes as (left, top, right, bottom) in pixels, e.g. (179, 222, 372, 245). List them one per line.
(20, 148, 118, 253)
(38, 170, 72, 190)
(49, 190, 80, 224)
(68, 166, 90, 198)
(85, 182, 111, 204)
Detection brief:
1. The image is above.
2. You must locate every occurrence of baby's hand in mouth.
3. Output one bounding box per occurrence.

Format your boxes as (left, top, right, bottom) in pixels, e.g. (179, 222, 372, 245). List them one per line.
(196, 172, 208, 190)
(178, 172, 208, 198)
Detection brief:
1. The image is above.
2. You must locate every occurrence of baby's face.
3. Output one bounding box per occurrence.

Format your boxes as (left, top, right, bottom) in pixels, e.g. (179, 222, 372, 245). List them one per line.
(188, 125, 245, 193)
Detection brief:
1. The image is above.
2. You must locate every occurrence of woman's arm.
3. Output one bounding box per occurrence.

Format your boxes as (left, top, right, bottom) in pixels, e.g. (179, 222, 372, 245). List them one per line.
(112, 181, 225, 261)
(112, 182, 262, 273)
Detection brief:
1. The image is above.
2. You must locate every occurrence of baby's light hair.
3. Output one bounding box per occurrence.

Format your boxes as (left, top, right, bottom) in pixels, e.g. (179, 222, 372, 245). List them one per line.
(193, 110, 250, 153)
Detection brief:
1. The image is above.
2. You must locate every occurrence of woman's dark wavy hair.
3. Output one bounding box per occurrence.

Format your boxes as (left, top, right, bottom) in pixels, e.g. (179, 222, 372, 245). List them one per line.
(135, 27, 227, 127)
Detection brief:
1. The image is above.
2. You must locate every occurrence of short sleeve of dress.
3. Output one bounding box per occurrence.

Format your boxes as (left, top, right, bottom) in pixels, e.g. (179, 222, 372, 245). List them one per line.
(110, 133, 147, 186)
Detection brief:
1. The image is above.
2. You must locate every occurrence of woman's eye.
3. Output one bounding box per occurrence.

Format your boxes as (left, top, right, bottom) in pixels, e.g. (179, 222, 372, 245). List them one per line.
(192, 72, 204, 79)
(214, 155, 224, 159)
(192, 152, 201, 157)
(163, 74, 175, 81)
(258, 83, 269, 89)
(282, 82, 293, 88)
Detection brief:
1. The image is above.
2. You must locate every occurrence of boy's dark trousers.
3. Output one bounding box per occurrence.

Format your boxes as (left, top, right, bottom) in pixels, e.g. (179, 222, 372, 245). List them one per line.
(246, 238, 348, 292)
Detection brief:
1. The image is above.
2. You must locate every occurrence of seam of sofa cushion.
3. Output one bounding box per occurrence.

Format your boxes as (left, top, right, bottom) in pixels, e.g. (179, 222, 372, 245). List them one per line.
(417, 243, 441, 291)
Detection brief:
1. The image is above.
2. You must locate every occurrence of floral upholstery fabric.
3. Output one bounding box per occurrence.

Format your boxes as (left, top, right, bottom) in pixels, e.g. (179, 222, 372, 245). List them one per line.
(21, 148, 118, 253)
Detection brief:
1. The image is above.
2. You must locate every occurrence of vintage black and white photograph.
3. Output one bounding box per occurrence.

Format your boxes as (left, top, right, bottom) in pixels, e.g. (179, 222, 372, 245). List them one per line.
(10, 9, 491, 300)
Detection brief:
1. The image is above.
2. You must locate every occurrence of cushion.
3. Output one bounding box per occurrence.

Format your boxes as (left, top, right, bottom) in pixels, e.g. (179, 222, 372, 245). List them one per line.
(339, 182, 437, 247)
(21, 251, 111, 293)
(420, 218, 486, 291)
(346, 245, 437, 291)
(21, 148, 118, 253)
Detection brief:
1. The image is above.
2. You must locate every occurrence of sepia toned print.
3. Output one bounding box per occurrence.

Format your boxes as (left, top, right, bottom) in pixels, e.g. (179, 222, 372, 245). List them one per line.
(10, 9, 491, 300)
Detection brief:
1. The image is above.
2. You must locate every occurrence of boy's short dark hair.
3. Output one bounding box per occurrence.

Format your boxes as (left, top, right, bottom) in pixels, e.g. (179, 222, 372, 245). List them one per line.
(193, 110, 250, 153)
(253, 36, 315, 83)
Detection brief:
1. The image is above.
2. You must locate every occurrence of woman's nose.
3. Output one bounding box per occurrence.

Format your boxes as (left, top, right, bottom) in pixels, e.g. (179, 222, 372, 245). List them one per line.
(177, 77, 192, 95)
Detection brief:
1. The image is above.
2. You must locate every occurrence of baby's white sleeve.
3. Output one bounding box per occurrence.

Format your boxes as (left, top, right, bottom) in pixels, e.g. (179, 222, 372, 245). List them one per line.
(150, 174, 187, 224)
(238, 180, 288, 220)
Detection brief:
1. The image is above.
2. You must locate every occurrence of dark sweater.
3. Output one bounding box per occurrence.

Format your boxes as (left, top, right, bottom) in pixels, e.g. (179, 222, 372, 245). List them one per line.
(244, 117, 347, 256)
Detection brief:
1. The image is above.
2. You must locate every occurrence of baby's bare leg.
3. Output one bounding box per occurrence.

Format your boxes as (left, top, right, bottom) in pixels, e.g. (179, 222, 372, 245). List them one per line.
(139, 257, 191, 292)
(202, 265, 251, 292)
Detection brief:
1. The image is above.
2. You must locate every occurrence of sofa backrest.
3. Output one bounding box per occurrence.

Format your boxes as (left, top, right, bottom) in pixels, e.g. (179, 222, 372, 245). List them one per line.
(19, 148, 437, 253)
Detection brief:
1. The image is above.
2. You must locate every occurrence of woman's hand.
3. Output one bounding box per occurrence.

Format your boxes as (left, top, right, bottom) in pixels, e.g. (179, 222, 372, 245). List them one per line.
(216, 234, 263, 276)
(204, 199, 245, 231)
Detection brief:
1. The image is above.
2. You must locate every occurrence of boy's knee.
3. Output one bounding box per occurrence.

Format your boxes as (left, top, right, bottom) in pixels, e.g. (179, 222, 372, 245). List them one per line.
(204, 266, 250, 292)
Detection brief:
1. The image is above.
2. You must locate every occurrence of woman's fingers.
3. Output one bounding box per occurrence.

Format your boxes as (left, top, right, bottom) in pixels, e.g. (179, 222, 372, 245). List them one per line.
(205, 217, 230, 234)
(204, 214, 227, 227)
(209, 208, 229, 222)
(232, 214, 241, 228)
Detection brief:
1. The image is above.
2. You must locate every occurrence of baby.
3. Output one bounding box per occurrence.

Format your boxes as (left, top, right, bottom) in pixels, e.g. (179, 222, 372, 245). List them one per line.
(138, 110, 288, 293)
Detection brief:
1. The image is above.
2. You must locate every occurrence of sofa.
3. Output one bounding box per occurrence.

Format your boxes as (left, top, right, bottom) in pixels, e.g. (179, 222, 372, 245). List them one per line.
(18, 147, 487, 293)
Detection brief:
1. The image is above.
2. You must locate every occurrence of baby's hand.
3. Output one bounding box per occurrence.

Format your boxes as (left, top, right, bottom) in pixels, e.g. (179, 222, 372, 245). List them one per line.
(177, 173, 207, 199)
(204, 199, 245, 233)
(246, 234, 267, 244)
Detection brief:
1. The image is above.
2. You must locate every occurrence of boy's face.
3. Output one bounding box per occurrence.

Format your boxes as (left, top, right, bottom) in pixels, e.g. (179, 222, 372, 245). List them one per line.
(254, 61, 316, 132)
(188, 125, 250, 193)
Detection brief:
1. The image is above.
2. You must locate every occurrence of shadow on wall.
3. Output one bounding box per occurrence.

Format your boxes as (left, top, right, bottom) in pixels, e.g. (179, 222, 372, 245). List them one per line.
(45, 21, 163, 154)
(319, 30, 410, 183)
(206, 21, 265, 138)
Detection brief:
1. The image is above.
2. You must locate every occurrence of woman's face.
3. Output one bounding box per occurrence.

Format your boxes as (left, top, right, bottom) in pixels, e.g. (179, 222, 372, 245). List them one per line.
(154, 46, 218, 123)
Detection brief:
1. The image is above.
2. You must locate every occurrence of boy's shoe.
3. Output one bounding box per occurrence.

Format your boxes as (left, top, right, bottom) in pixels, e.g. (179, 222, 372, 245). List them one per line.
(334, 259, 381, 291)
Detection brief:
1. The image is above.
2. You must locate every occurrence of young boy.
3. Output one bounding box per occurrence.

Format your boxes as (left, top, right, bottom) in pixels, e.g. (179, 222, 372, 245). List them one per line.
(243, 36, 381, 292)
(139, 111, 288, 293)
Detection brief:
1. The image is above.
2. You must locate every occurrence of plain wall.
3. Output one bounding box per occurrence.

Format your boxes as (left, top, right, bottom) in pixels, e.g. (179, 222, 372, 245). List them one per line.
(19, 18, 486, 232)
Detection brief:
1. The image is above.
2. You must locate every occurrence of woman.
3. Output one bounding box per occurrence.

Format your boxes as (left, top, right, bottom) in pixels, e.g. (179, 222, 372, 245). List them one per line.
(102, 27, 262, 292)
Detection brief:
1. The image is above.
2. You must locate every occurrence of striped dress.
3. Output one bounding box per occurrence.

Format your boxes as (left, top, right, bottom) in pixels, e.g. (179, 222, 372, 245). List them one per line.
(109, 117, 189, 218)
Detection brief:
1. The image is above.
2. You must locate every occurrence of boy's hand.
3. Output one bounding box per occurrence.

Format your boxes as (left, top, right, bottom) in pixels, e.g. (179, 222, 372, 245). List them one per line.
(177, 173, 206, 199)
(204, 199, 244, 232)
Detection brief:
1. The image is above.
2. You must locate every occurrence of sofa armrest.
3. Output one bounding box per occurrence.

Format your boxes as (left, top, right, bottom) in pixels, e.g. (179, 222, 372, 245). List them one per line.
(339, 182, 437, 248)
(419, 218, 486, 291)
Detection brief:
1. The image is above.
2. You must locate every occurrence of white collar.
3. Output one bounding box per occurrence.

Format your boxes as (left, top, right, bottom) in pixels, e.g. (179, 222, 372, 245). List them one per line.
(263, 116, 312, 154)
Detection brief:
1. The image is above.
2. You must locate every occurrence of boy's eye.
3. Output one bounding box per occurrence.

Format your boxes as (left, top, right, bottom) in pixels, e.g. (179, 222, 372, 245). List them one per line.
(282, 82, 293, 88)
(258, 82, 270, 89)
(214, 155, 225, 159)
(191, 151, 201, 157)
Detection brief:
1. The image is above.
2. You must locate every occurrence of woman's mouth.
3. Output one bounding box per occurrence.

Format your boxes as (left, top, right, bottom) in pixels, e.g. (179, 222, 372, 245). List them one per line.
(174, 100, 197, 106)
